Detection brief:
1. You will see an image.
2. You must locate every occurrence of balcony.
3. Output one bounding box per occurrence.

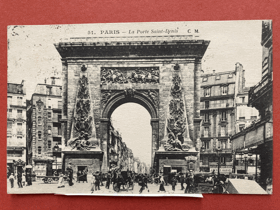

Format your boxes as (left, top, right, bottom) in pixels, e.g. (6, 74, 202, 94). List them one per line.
(17, 130, 23, 136)
(248, 73, 272, 108)
(7, 130, 12, 135)
(17, 114, 23, 119)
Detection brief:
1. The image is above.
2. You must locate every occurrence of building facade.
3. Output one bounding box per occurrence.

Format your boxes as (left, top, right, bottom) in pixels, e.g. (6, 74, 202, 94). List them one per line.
(26, 77, 63, 177)
(231, 20, 273, 190)
(199, 63, 258, 174)
(7, 81, 27, 177)
(108, 125, 134, 172)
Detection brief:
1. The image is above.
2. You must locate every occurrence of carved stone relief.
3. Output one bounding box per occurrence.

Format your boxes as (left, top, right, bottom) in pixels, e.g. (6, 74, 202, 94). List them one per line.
(100, 67, 159, 85)
(163, 73, 191, 151)
(68, 68, 98, 150)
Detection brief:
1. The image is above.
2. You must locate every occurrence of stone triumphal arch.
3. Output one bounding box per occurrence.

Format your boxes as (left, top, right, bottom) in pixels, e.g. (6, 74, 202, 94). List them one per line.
(55, 36, 209, 174)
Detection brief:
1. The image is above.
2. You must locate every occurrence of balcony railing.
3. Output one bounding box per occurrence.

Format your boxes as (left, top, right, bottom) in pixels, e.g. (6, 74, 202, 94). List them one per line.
(249, 73, 272, 104)
(17, 130, 23, 136)
(17, 114, 23, 119)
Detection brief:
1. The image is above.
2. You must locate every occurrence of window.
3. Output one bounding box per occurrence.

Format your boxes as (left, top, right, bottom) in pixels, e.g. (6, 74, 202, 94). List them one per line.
(205, 101, 209, 109)
(38, 146, 42, 155)
(203, 141, 210, 149)
(38, 116, 42, 125)
(51, 78, 55, 85)
(221, 111, 227, 121)
(204, 88, 211, 97)
(7, 121, 12, 135)
(204, 113, 210, 122)
(17, 123, 22, 135)
(48, 112, 52, 119)
(221, 86, 228, 95)
(58, 114, 62, 122)
(202, 77, 208, 82)
(251, 116, 257, 120)
(17, 110, 23, 118)
(17, 97, 23, 105)
(216, 75, 221, 80)
(48, 140, 52, 149)
(219, 140, 227, 149)
(48, 125, 52, 135)
(239, 117, 245, 120)
(240, 97, 245, 103)
(58, 101, 62, 109)
(47, 87, 52, 95)
(7, 109, 12, 118)
(220, 156, 226, 164)
(38, 131, 42, 140)
(228, 74, 233, 78)
(204, 127, 209, 137)
(221, 126, 226, 137)
(8, 96, 12, 104)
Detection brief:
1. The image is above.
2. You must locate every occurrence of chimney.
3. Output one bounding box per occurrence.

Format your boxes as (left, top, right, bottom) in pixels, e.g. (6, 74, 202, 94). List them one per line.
(213, 70, 216, 74)
(235, 62, 244, 93)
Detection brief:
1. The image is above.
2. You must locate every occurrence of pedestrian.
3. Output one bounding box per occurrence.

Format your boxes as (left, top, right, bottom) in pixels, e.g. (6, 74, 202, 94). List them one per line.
(91, 173, 96, 194)
(22, 174, 26, 186)
(185, 173, 193, 194)
(99, 172, 104, 186)
(9, 173, 15, 188)
(171, 175, 177, 192)
(77, 171, 81, 183)
(180, 173, 185, 190)
(57, 173, 65, 188)
(105, 173, 111, 189)
(144, 174, 149, 192)
(139, 175, 146, 194)
(95, 172, 100, 191)
(158, 176, 166, 193)
(17, 172, 23, 188)
(66, 164, 74, 186)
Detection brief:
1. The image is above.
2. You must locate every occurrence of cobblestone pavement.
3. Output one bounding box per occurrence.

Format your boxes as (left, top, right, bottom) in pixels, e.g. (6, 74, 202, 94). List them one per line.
(7, 179, 199, 196)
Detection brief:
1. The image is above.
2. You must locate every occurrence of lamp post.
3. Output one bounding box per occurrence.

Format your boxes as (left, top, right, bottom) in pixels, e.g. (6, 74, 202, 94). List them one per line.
(243, 148, 249, 174)
(200, 146, 205, 172)
(216, 146, 222, 177)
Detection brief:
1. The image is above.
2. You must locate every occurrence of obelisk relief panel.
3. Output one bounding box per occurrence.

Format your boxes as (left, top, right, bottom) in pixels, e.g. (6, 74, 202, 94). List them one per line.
(66, 65, 100, 151)
(159, 63, 195, 152)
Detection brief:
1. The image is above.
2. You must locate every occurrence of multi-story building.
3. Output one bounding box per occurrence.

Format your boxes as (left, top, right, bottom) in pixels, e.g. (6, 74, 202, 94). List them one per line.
(199, 63, 259, 175)
(26, 77, 62, 178)
(7, 81, 27, 177)
(231, 20, 273, 191)
(108, 125, 134, 171)
(234, 87, 259, 174)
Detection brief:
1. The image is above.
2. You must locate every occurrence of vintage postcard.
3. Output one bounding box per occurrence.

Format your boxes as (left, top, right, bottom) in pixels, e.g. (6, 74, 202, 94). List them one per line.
(7, 20, 272, 195)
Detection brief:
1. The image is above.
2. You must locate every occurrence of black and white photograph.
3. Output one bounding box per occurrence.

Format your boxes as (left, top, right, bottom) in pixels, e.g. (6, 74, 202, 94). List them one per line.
(7, 20, 273, 195)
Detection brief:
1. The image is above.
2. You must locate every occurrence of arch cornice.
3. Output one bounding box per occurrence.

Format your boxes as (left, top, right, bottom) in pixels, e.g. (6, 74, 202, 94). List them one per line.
(102, 90, 158, 119)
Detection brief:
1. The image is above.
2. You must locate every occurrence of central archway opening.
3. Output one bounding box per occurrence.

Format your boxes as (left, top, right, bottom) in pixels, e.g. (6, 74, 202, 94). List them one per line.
(111, 103, 152, 172)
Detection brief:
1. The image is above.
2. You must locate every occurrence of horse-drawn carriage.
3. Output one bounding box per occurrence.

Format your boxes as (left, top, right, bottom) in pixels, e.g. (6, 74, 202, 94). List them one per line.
(111, 170, 134, 192)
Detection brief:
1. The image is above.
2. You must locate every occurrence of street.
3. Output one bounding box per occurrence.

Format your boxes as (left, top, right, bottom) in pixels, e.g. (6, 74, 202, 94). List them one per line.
(7, 179, 200, 195)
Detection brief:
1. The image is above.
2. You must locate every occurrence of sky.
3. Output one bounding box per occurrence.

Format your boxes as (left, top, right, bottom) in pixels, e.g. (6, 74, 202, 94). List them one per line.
(7, 20, 263, 165)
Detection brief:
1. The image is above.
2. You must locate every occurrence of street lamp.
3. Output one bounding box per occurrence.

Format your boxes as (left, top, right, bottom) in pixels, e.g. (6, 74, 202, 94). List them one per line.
(216, 146, 222, 177)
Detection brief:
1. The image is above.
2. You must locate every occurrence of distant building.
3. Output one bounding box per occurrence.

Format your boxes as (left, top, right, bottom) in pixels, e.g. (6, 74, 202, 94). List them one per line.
(231, 20, 273, 191)
(26, 77, 62, 177)
(108, 125, 134, 171)
(7, 80, 27, 177)
(199, 64, 259, 175)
